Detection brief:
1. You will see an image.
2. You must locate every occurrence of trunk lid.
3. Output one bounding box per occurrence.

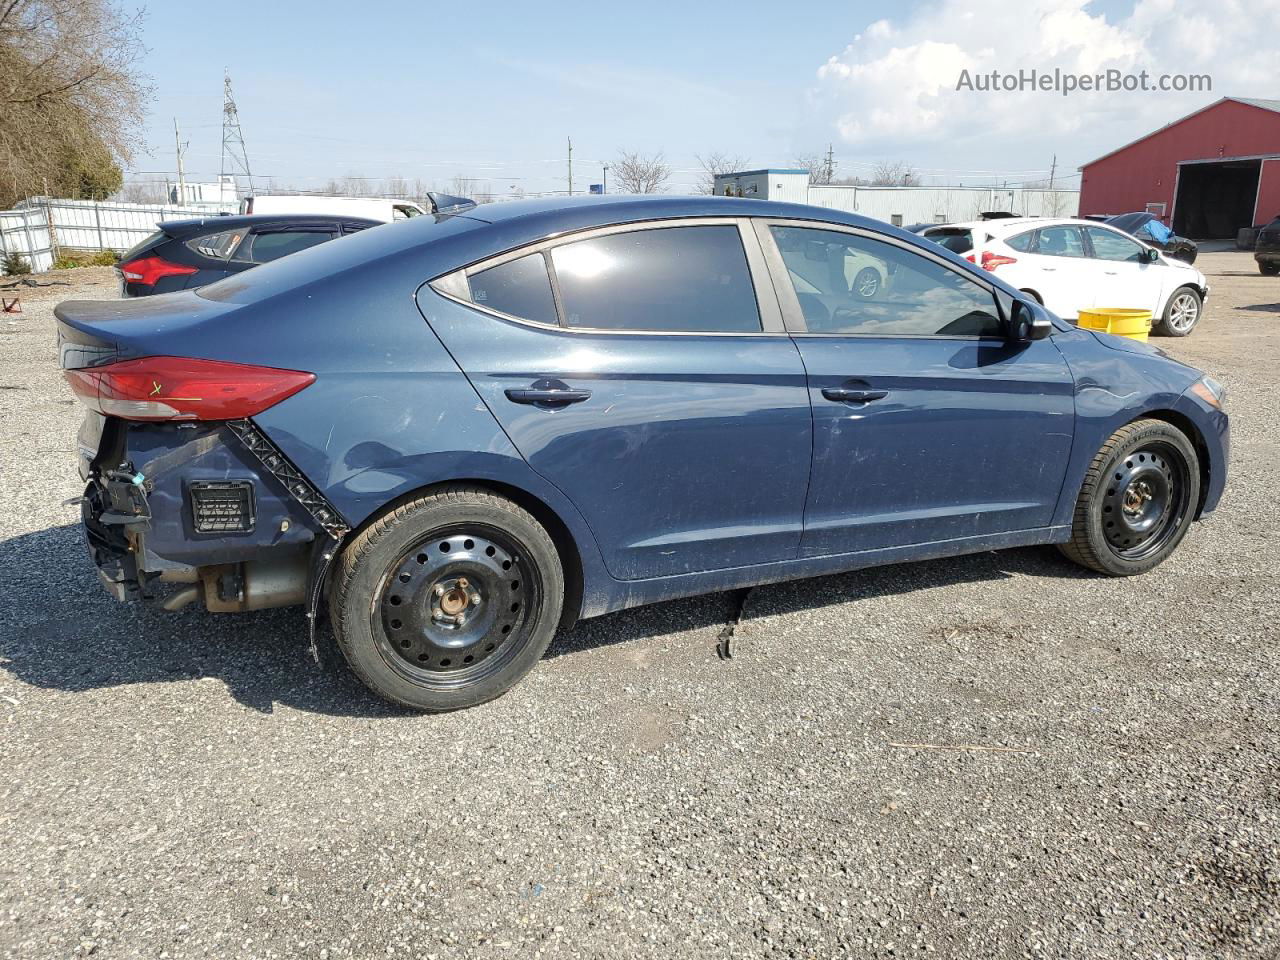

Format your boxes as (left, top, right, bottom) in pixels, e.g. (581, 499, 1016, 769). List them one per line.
(56, 292, 239, 369)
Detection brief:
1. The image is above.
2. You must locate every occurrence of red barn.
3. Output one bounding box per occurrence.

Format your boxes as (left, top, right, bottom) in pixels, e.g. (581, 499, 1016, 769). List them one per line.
(1079, 97, 1280, 239)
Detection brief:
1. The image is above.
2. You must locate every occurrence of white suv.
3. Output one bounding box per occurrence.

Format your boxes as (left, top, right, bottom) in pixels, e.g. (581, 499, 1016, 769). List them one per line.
(921, 218, 1209, 336)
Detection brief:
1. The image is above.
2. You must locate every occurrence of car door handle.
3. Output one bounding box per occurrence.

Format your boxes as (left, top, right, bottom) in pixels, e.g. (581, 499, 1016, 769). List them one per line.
(1041, 267, 1057, 272)
(822, 387, 889, 404)
(1104, 270, 1119, 275)
(504, 386, 592, 407)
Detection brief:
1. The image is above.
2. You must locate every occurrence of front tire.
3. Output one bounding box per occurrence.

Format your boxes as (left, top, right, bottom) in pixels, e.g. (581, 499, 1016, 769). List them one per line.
(1261, 261, 1280, 277)
(1059, 419, 1200, 576)
(329, 486, 563, 712)
(1154, 286, 1202, 337)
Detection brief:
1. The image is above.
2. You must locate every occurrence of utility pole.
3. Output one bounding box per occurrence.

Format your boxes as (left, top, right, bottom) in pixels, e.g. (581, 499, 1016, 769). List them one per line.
(824, 143, 835, 184)
(567, 136, 573, 196)
(174, 118, 188, 204)
(1048, 154, 1057, 190)
(602, 163, 608, 195)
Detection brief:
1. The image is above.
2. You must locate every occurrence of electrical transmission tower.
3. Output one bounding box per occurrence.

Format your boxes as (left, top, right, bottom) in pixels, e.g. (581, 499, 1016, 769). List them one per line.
(220, 70, 254, 195)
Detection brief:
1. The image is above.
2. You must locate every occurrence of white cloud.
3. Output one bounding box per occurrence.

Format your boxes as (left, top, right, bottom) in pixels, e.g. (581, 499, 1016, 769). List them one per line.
(810, 0, 1280, 178)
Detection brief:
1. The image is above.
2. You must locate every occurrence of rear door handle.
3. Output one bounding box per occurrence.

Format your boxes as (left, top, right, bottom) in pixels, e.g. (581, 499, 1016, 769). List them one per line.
(1041, 267, 1057, 272)
(504, 383, 592, 407)
(821, 387, 889, 404)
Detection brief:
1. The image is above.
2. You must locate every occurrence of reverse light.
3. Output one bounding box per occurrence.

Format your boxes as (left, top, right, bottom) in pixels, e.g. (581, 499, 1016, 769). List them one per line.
(979, 250, 1017, 271)
(118, 255, 198, 287)
(64, 356, 315, 421)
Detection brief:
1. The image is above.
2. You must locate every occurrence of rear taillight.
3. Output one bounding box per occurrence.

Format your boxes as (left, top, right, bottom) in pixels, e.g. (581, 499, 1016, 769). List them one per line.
(64, 356, 315, 421)
(118, 255, 198, 287)
(980, 250, 1017, 271)
(964, 254, 977, 264)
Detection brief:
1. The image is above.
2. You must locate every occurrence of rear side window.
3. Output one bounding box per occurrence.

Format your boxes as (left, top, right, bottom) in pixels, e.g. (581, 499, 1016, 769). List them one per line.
(187, 229, 245, 260)
(551, 225, 760, 333)
(1034, 225, 1086, 258)
(245, 230, 335, 263)
(1005, 231, 1034, 252)
(469, 253, 558, 326)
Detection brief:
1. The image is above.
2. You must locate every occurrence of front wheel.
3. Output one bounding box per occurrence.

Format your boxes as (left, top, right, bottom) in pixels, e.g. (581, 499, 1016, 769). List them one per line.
(329, 486, 564, 712)
(1261, 261, 1280, 277)
(1058, 419, 1200, 576)
(1154, 286, 1202, 337)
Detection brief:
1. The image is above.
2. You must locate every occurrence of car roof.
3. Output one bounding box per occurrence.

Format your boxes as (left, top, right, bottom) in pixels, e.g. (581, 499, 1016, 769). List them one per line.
(457, 194, 886, 232)
(928, 217, 1106, 235)
(159, 213, 382, 234)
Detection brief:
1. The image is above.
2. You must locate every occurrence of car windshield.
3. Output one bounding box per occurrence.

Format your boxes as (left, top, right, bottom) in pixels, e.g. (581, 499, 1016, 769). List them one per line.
(197, 213, 478, 305)
(1106, 213, 1152, 234)
(923, 228, 974, 254)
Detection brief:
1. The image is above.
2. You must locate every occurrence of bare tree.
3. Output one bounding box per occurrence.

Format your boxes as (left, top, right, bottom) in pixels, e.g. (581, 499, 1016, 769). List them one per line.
(613, 151, 671, 195)
(695, 152, 750, 194)
(0, 0, 151, 207)
(794, 153, 833, 186)
(869, 160, 920, 187)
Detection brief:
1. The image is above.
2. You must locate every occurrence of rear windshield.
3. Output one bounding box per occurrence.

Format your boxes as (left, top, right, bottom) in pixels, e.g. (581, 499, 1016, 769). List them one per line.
(197, 213, 478, 305)
(924, 229, 974, 254)
(120, 231, 165, 262)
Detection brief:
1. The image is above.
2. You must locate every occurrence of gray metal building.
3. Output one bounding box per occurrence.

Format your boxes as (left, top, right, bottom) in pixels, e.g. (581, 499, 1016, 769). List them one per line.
(714, 170, 1079, 226)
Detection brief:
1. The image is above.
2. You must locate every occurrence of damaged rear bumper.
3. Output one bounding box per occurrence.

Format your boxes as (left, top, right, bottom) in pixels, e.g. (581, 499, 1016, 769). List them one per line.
(79, 417, 347, 615)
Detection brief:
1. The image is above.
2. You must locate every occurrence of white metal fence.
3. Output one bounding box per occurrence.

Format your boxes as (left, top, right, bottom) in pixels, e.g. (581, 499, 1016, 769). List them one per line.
(0, 198, 235, 273)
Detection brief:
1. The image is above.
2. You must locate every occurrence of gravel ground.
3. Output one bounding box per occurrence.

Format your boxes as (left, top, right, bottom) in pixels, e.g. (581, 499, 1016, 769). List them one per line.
(1, 257, 1277, 959)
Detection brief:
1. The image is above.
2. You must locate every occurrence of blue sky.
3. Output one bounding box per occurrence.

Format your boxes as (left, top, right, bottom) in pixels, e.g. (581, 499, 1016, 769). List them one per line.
(133, 0, 1270, 196)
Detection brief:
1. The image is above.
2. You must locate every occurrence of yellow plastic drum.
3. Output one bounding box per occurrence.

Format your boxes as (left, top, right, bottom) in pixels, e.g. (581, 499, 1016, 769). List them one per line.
(1077, 308, 1153, 342)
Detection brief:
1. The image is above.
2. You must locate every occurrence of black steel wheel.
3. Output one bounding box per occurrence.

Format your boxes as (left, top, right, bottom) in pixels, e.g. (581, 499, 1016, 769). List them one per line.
(330, 487, 563, 712)
(1059, 419, 1200, 576)
(374, 528, 539, 689)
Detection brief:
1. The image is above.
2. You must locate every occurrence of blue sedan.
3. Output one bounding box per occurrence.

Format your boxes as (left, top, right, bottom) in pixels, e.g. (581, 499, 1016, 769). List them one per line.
(56, 196, 1229, 711)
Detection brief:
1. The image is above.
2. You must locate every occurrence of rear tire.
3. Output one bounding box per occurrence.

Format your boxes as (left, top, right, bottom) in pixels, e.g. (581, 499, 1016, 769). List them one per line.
(1058, 419, 1200, 577)
(329, 486, 563, 712)
(1261, 262, 1280, 277)
(1154, 286, 1201, 337)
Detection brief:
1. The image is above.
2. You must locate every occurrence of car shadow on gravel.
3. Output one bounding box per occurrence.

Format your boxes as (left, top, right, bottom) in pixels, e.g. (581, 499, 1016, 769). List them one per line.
(1, 523, 1096, 714)
(550, 541, 1096, 658)
(1238, 303, 1280, 312)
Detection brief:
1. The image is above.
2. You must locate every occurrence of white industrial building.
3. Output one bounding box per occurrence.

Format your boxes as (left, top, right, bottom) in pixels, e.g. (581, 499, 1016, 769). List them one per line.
(713, 169, 1079, 226)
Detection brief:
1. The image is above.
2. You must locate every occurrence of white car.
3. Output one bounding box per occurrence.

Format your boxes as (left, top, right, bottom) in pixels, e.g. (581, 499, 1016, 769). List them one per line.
(921, 218, 1209, 336)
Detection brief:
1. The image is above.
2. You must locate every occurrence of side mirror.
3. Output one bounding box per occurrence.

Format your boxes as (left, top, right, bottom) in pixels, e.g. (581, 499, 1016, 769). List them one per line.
(1008, 298, 1053, 341)
(804, 240, 829, 262)
(1145, 247, 1161, 263)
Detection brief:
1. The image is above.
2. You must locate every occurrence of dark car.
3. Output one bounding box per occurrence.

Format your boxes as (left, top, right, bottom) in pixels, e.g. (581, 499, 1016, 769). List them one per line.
(116, 213, 380, 296)
(56, 196, 1229, 712)
(1106, 212, 1198, 264)
(1256, 216, 1280, 275)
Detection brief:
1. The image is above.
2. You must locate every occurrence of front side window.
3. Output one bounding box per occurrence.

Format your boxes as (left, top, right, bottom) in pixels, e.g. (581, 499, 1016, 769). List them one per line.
(770, 225, 1001, 337)
(1086, 226, 1146, 262)
(245, 230, 334, 263)
(1034, 225, 1086, 258)
(469, 253, 558, 326)
(551, 225, 760, 333)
